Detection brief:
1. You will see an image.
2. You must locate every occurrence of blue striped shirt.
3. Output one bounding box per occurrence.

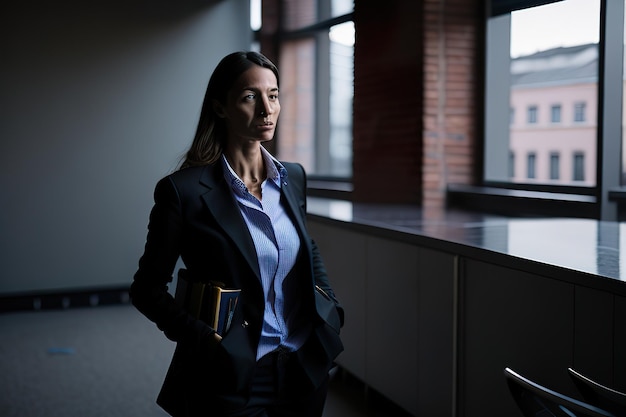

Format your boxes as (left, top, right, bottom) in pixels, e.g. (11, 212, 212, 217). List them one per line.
(222, 149, 307, 360)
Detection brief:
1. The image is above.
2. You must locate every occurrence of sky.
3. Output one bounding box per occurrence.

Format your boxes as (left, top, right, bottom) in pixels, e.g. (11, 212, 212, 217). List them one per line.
(510, 0, 601, 58)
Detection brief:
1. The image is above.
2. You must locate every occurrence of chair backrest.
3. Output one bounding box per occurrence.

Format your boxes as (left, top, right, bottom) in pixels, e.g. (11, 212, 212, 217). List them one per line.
(504, 367, 617, 417)
(568, 368, 626, 417)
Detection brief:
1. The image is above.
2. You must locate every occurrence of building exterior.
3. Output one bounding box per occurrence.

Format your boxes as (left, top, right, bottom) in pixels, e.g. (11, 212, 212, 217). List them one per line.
(509, 44, 598, 186)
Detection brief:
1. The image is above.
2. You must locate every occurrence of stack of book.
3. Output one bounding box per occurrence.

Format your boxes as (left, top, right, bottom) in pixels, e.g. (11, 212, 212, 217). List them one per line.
(176, 269, 240, 336)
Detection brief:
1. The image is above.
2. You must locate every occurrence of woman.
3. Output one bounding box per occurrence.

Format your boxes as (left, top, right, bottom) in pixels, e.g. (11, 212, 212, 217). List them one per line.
(130, 51, 344, 417)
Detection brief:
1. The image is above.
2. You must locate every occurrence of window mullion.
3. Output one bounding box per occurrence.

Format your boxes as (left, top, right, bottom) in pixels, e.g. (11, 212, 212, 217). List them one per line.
(598, 0, 624, 220)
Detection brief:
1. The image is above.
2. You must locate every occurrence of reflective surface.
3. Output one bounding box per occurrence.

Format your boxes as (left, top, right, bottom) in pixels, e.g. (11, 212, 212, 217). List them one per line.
(307, 197, 625, 282)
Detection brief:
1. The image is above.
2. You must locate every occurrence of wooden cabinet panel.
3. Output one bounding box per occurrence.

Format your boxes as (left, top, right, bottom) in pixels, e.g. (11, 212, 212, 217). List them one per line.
(416, 249, 456, 417)
(309, 220, 457, 416)
(365, 237, 420, 414)
(615, 296, 626, 391)
(460, 259, 575, 417)
(573, 286, 614, 388)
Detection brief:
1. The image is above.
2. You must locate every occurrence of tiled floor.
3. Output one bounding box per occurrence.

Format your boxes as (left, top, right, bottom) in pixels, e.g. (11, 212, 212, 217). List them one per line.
(0, 304, 409, 417)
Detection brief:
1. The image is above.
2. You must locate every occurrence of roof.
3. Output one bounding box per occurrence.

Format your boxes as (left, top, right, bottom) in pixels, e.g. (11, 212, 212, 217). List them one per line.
(511, 43, 598, 87)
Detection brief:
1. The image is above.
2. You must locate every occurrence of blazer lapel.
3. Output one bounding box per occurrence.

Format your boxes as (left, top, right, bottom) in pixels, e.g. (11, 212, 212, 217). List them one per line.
(198, 164, 261, 280)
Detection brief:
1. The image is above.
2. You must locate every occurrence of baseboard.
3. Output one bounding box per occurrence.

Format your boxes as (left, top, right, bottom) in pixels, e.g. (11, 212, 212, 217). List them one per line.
(0, 286, 131, 313)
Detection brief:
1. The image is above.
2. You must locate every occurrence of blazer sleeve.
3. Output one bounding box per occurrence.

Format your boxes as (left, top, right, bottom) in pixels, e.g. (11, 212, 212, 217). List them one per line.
(284, 162, 345, 328)
(130, 176, 215, 345)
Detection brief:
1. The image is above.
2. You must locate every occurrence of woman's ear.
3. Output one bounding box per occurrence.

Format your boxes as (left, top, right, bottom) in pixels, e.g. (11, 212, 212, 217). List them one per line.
(212, 99, 226, 118)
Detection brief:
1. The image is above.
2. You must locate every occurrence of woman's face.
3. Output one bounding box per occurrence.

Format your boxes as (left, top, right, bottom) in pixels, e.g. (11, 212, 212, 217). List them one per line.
(218, 65, 280, 145)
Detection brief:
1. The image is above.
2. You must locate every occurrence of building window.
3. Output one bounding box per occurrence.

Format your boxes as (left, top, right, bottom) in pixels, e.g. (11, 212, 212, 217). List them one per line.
(551, 104, 561, 123)
(527, 105, 538, 124)
(527, 152, 536, 179)
(509, 150, 515, 178)
(574, 102, 586, 123)
(573, 152, 585, 181)
(550, 152, 560, 180)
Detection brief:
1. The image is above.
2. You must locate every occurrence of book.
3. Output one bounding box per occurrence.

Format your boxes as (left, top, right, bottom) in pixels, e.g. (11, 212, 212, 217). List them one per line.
(176, 269, 241, 336)
(207, 285, 240, 336)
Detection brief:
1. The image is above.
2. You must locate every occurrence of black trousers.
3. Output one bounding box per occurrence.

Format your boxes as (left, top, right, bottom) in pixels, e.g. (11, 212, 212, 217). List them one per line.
(224, 347, 329, 417)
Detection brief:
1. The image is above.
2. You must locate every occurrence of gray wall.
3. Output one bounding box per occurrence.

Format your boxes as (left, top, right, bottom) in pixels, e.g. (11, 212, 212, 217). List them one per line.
(0, 0, 251, 294)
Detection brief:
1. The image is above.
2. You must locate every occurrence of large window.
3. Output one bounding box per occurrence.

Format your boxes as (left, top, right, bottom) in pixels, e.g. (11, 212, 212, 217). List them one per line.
(486, 0, 600, 188)
(484, 0, 626, 220)
(261, 0, 354, 179)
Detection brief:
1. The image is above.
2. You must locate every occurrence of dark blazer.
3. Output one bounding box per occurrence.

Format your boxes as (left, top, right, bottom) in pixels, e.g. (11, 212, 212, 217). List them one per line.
(130, 160, 344, 417)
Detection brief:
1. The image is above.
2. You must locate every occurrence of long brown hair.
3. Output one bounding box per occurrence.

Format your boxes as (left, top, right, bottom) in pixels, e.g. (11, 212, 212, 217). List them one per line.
(179, 51, 280, 170)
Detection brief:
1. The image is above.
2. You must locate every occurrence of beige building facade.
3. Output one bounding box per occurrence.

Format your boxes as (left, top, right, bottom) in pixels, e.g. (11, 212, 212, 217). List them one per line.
(509, 44, 599, 186)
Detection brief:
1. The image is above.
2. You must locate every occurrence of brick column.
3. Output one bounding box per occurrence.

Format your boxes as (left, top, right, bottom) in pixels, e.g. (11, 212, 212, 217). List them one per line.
(353, 0, 482, 206)
(422, 0, 482, 210)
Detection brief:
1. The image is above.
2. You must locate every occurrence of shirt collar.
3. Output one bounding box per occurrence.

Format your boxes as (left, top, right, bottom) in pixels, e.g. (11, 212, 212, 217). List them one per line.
(221, 147, 288, 195)
(261, 146, 288, 187)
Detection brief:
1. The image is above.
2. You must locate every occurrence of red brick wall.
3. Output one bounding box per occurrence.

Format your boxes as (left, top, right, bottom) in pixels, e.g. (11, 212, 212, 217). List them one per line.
(353, 0, 482, 206)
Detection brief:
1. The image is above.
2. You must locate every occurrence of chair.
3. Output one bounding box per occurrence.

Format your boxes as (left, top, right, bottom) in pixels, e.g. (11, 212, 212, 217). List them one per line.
(568, 368, 626, 417)
(504, 367, 616, 417)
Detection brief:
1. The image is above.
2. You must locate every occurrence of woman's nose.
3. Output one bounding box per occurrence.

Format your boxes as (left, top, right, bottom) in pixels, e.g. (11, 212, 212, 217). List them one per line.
(259, 98, 272, 115)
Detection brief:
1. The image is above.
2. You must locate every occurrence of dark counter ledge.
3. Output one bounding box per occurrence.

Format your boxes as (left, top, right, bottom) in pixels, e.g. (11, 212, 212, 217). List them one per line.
(306, 197, 626, 293)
